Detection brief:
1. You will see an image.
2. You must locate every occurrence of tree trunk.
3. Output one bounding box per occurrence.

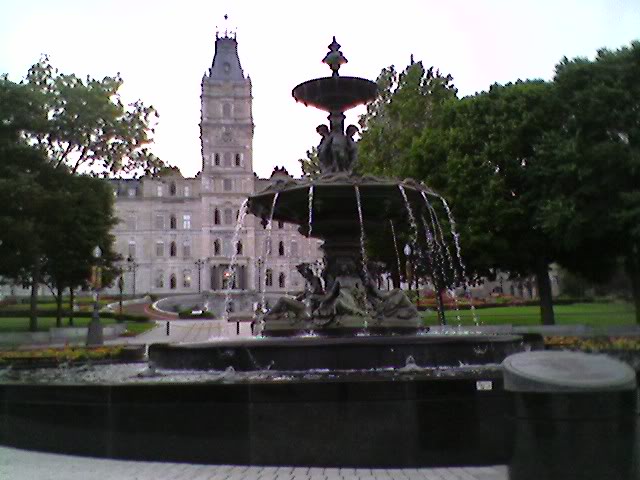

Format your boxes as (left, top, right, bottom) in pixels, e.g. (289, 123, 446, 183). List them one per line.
(68, 288, 75, 326)
(29, 261, 40, 332)
(56, 287, 63, 328)
(624, 247, 640, 324)
(535, 259, 555, 325)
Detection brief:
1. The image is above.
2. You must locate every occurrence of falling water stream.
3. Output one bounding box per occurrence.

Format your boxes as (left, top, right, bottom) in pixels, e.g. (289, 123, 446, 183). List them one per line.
(222, 199, 249, 323)
(259, 192, 280, 330)
(355, 185, 371, 328)
(307, 185, 314, 237)
(389, 220, 402, 286)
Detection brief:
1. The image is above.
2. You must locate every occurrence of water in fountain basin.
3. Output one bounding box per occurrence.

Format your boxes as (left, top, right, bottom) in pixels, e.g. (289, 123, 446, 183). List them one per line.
(355, 185, 371, 328)
(222, 199, 249, 324)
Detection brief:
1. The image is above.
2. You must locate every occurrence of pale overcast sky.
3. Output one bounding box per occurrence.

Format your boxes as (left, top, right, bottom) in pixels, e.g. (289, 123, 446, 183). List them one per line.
(1, 0, 638, 178)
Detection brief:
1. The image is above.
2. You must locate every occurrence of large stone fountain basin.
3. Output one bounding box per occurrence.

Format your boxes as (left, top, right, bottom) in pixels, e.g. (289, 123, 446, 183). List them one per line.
(149, 333, 534, 371)
(292, 76, 377, 112)
(248, 176, 432, 236)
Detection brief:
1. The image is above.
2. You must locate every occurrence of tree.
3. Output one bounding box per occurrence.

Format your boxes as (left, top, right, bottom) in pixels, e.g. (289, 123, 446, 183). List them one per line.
(41, 174, 118, 327)
(544, 42, 640, 322)
(24, 56, 164, 176)
(443, 81, 565, 325)
(357, 60, 459, 299)
(298, 147, 321, 179)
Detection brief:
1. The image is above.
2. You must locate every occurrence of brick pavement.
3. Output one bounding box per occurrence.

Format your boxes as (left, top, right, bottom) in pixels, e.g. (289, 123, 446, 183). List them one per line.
(0, 446, 508, 480)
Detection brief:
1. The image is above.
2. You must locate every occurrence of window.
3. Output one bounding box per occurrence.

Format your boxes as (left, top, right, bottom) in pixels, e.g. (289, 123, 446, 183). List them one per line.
(279, 272, 286, 289)
(214, 153, 220, 166)
(183, 241, 191, 258)
(128, 241, 136, 259)
(155, 214, 164, 230)
(184, 185, 190, 197)
(223, 178, 233, 191)
(170, 274, 177, 290)
(265, 269, 273, 287)
(223, 152, 231, 167)
(291, 240, 298, 257)
(128, 187, 137, 197)
(170, 215, 177, 230)
(157, 184, 163, 197)
(222, 103, 231, 118)
(214, 208, 221, 225)
(236, 240, 243, 255)
(170, 241, 177, 257)
(213, 239, 221, 256)
(224, 208, 233, 225)
(170, 182, 177, 196)
(155, 271, 164, 288)
(183, 214, 191, 230)
(235, 153, 241, 167)
(156, 241, 164, 257)
(278, 241, 285, 257)
(278, 221, 284, 229)
(126, 214, 136, 231)
(183, 270, 192, 288)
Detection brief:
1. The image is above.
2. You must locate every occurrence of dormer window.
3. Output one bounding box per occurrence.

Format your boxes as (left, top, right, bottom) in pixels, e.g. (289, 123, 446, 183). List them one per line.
(169, 182, 177, 196)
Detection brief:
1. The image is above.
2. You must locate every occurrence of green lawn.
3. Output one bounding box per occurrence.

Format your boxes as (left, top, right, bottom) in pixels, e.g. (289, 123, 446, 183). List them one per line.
(0, 317, 154, 335)
(423, 302, 636, 327)
(0, 299, 112, 311)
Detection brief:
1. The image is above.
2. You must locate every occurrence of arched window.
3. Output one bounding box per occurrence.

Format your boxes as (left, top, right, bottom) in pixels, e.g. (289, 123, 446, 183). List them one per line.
(224, 209, 233, 225)
(278, 241, 285, 257)
(214, 209, 221, 225)
(170, 215, 177, 229)
(291, 240, 298, 257)
(169, 182, 177, 196)
(236, 240, 243, 255)
(222, 103, 231, 118)
(214, 153, 220, 166)
(279, 272, 286, 289)
(155, 271, 164, 288)
(213, 239, 221, 256)
(170, 241, 177, 257)
(182, 241, 191, 258)
(265, 269, 273, 287)
(183, 270, 192, 288)
(235, 153, 241, 166)
(170, 274, 177, 289)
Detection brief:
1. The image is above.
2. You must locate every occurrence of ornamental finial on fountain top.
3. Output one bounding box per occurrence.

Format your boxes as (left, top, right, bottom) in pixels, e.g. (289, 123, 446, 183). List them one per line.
(323, 36, 348, 77)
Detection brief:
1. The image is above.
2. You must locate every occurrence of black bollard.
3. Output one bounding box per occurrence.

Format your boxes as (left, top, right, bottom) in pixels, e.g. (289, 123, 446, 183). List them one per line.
(166, 321, 170, 336)
(236, 321, 240, 335)
(504, 351, 638, 480)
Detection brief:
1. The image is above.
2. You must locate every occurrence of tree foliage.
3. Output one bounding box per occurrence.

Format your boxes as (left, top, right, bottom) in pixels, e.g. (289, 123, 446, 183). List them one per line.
(24, 56, 164, 176)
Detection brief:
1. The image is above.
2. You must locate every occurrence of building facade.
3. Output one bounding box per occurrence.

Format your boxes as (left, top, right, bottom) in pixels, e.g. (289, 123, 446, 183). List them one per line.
(109, 33, 322, 301)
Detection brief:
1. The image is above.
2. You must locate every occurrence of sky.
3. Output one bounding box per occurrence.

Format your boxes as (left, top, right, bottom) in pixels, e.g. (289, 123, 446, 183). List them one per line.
(1, 0, 638, 179)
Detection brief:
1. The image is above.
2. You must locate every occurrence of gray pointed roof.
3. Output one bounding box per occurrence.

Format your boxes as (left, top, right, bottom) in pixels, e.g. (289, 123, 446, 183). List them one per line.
(209, 36, 245, 81)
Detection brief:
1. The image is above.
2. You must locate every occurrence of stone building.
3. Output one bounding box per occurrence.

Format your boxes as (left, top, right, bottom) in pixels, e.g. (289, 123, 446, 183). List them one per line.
(107, 32, 322, 304)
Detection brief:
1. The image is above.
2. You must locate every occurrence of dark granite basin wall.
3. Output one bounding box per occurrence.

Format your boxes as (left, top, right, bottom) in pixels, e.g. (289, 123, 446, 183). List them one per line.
(0, 375, 512, 467)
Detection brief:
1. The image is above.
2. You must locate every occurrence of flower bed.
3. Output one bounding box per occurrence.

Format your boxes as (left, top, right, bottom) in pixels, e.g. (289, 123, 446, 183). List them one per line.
(0, 345, 145, 368)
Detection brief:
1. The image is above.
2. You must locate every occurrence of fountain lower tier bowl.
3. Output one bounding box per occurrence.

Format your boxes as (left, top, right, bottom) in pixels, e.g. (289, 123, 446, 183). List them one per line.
(149, 333, 539, 371)
(247, 176, 433, 237)
(292, 76, 377, 112)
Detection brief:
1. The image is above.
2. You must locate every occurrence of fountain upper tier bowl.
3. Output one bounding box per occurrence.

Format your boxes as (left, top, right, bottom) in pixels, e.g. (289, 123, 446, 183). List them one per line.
(247, 174, 437, 238)
(292, 76, 377, 112)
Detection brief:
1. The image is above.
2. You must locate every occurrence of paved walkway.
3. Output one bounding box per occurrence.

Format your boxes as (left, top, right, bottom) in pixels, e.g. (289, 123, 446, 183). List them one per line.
(0, 446, 507, 480)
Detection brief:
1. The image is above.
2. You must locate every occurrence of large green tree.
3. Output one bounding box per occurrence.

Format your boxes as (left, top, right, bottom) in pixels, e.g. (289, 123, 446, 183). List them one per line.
(24, 56, 164, 176)
(543, 42, 640, 322)
(442, 80, 565, 324)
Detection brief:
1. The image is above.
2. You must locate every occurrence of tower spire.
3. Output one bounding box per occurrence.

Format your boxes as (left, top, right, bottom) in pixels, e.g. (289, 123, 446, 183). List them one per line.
(216, 13, 236, 40)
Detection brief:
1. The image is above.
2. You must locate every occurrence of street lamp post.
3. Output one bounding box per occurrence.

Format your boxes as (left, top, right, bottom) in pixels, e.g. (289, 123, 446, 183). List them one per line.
(117, 273, 124, 319)
(256, 257, 264, 294)
(86, 246, 104, 346)
(194, 259, 205, 293)
(126, 256, 138, 297)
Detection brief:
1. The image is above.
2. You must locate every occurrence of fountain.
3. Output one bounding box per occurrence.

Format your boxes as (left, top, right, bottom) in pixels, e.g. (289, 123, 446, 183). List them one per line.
(0, 39, 636, 477)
